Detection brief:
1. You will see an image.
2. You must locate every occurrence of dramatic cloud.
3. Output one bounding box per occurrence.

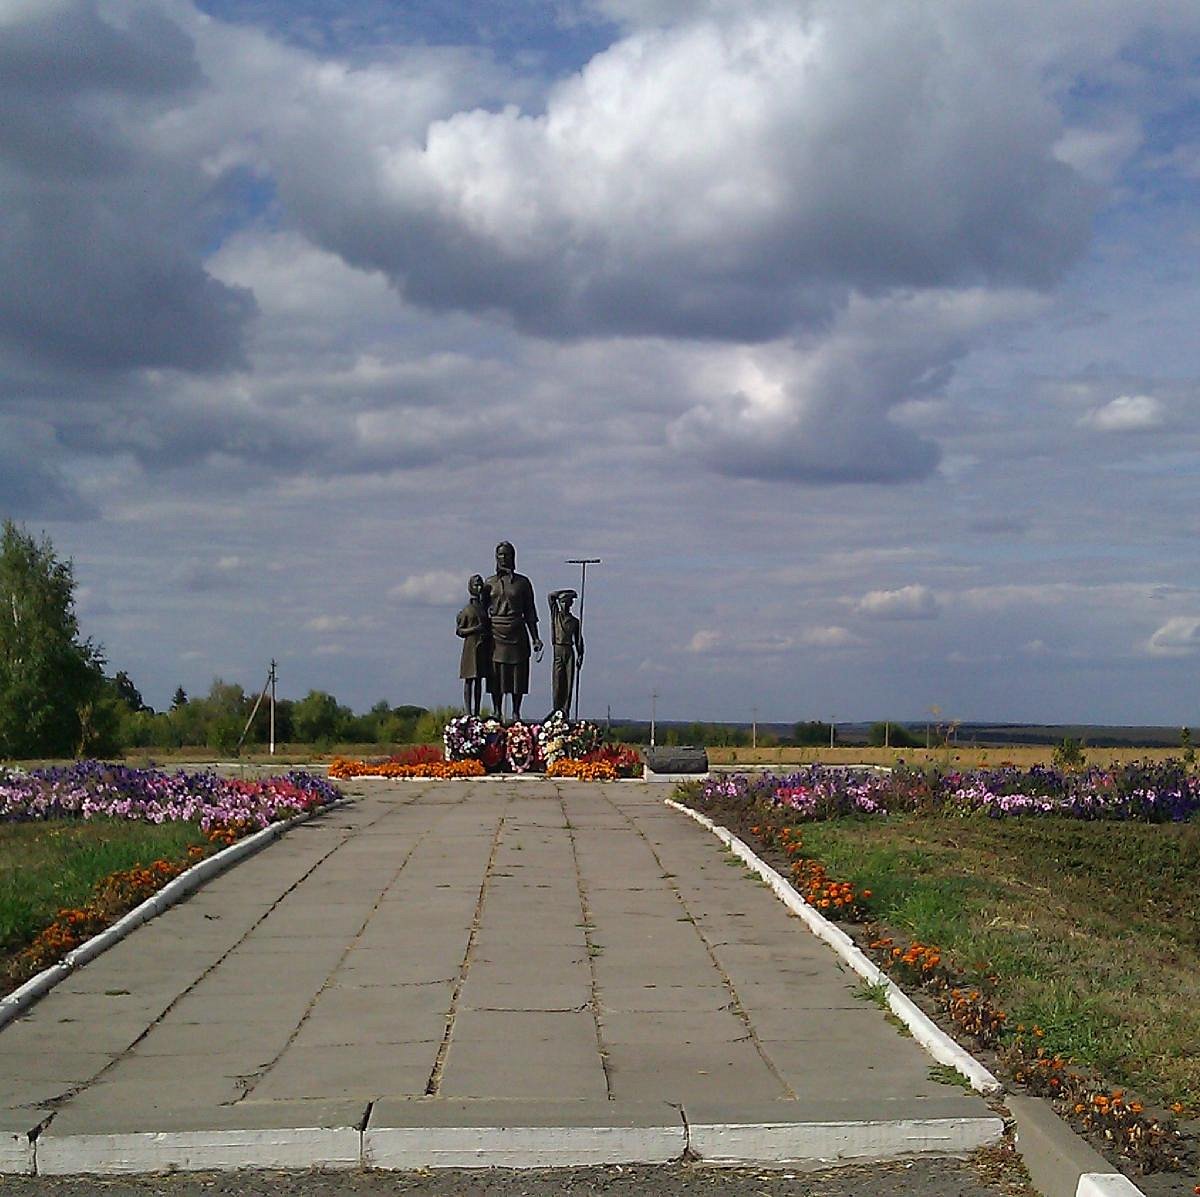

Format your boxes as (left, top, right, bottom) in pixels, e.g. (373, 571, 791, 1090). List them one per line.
(0, 419, 95, 520)
(667, 290, 1040, 482)
(855, 585, 940, 621)
(0, 0, 255, 373)
(252, 1, 1092, 347)
(3, 0, 1200, 724)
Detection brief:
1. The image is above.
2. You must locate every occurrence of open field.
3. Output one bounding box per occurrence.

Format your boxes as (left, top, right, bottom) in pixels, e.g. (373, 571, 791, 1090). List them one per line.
(705, 744, 1192, 770)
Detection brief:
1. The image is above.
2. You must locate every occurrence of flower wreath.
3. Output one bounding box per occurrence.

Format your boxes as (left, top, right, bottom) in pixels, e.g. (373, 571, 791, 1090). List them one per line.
(505, 722, 537, 773)
(444, 715, 501, 760)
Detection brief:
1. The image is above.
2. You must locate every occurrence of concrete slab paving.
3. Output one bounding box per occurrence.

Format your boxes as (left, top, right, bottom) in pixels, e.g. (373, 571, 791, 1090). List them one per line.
(1, 779, 1001, 1173)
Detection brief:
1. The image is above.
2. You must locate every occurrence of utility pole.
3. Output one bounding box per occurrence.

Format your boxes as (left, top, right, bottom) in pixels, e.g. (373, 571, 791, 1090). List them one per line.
(565, 557, 601, 721)
(752, 706, 758, 750)
(650, 690, 658, 748)
(830, 719, 836, 749)
(238, 660, 277, 756)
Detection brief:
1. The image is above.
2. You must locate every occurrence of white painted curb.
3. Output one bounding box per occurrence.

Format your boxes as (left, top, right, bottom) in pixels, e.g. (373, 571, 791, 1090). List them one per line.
(0, 1130, 34, 1175)
(665, 799, 1003, 1096)
(0, 797, 351, 1030)
(364, 1124, 687, 1169)
(688, 1115, 1005, 1165)
(1076, 1173, 1147, 1197)
(36, 1127, 361, 1175)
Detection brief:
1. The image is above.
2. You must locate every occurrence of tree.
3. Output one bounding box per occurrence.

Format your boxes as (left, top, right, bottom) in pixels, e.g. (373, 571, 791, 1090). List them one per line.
(793, 720, 834, 746)
(112, 670, 147, 712)
(292, 690, 343, 744)
(0, 521, 106, 758)
(867, 721, 920, 748)
(171, 686, 188, 710)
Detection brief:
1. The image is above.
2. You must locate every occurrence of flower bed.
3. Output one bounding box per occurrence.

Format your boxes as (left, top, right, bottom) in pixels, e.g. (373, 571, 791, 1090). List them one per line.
(0, 762, 340, 833)
(13, 849, 209, 981)
(328, 757, 484, 780)
(689, 759, 1200, 823)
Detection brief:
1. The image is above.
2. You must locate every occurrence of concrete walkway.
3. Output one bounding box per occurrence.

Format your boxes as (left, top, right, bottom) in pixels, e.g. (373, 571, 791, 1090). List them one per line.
(1, 781, 1001, 1173)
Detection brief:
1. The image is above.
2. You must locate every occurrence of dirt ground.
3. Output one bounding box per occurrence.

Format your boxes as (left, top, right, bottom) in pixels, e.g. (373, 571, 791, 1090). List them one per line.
(0, 1151, 1038, 1197)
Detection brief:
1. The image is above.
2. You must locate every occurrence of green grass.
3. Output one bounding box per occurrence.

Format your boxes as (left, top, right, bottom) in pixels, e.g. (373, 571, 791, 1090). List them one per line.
(799, 815, 1200, 1107)
(0, 818, 209, 957)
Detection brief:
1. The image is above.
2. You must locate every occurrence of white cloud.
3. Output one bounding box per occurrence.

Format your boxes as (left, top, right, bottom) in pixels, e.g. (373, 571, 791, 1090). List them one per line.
(667, 289, 1042, 484)
(172, 555, 244, 593)
(389, 570, 462, 606)
(801, 625, 858, 647)
(1081, 394, 1166, 432)
(304, 614, 376, 633)
(856, 585, 940, 620)
(1146, 616, 1200, 657)
(687, 629, 721, 653)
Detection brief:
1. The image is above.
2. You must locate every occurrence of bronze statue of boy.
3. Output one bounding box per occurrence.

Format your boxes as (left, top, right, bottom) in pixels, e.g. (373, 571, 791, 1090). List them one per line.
(548, 589, 584, 716)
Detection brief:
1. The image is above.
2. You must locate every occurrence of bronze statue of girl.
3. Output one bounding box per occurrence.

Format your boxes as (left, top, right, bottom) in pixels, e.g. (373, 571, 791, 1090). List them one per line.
(455, 574, 493, 716)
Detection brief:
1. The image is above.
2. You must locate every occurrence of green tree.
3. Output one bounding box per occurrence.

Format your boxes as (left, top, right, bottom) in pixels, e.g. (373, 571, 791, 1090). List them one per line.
(867, 721, 920, 748)
(793, 720, 834, 746)
(170, 685, 188, 710)
(292, 690, 343, 743)
(0, 521, 107, 759)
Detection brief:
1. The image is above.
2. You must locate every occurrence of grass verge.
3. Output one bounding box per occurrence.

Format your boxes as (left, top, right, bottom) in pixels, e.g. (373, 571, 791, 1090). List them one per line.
(1, 818, 210, 967)
(795, 815, 1200, 1109)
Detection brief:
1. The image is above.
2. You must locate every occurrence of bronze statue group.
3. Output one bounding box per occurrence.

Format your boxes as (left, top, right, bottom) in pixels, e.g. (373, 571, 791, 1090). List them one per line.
(455, 541, 584, 724)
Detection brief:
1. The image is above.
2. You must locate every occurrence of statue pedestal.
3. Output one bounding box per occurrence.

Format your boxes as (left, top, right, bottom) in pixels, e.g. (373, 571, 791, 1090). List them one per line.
(643, 745, 709, 782)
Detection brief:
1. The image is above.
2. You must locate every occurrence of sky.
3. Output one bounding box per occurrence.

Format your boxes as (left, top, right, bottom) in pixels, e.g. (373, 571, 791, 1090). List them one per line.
(3, 0, 1200, 726)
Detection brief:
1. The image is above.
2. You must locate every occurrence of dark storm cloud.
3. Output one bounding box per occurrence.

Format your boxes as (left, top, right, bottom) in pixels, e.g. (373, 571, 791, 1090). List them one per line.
(0, 0, 254, 374)
(0, 422, 95, 520)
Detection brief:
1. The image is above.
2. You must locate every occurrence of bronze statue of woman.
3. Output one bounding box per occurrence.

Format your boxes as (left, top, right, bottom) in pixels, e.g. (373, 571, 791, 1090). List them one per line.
(455, 574, 493, 716)
(485, 541, 542, 723)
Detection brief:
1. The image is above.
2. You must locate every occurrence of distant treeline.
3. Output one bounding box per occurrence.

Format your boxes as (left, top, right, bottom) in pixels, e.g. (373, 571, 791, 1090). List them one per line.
(112, 677, 442, 755)
(34, 667, 1200, 760)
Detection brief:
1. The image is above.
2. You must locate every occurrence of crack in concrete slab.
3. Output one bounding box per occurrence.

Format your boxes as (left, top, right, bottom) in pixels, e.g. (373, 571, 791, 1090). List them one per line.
(596, 786, 798, 1101)
(423, 802, 510, 1097)
(559, 787, 615, 1102)
(235, 790, 461, 1103)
